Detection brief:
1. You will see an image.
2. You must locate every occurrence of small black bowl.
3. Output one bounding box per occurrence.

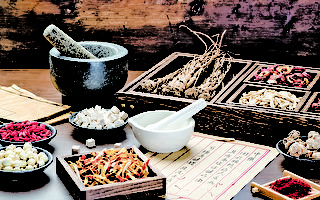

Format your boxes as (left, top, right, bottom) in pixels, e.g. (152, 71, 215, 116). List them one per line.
(276, 136, 320, 164)
(0, 145, 53, 179)
(0, 121, 57, 146)
(69, 110, 128, 134)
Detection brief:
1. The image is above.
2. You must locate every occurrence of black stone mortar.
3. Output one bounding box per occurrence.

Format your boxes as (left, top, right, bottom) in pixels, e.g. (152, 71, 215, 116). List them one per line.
(49, 41, 128, 109)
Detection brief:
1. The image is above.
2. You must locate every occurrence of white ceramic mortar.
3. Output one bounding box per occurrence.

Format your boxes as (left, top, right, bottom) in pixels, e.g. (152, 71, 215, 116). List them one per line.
(128, 110, 195, 153)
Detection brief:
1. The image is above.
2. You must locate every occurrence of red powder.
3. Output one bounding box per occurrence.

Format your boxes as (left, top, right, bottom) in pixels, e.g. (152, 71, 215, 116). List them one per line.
(269, 177, 312, 199)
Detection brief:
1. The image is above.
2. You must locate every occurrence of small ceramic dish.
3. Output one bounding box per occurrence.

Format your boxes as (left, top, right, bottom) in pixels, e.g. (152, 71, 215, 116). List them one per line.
(0, 121, 57, 146)
(276, 136, 320, 164)
(69, 110, 128, 133)
(0, 145, 53, 179)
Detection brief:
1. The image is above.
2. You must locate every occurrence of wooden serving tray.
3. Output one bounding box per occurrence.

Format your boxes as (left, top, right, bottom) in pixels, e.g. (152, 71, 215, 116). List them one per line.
(56, 146, 166, 200)
(251, 170, 320, 200)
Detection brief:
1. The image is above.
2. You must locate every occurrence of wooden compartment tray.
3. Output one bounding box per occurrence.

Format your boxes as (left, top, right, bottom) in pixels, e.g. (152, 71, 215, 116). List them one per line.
(251, 170, 320, 200)
(119, 52, 255, 104)
(116, 52, 320, 146)
(243, 63, 320, 91)
(56, 146, 166, 200)
(301, 92, 320, 119)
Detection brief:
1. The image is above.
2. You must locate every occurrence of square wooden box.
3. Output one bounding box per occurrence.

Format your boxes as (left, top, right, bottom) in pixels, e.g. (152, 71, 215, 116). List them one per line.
(56, 146, 166, 200)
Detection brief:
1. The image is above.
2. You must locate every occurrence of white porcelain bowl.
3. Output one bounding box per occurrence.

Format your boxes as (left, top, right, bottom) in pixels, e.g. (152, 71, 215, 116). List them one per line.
(128, 110, 195, 153)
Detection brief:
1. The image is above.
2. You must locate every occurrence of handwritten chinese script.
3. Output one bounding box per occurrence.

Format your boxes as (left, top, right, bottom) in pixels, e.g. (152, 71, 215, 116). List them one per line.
(145, 133, 278, 200)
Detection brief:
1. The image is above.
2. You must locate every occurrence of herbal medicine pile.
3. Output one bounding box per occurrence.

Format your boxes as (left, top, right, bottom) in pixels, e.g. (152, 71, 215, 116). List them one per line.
(0, 120, 52, 142)
(283, 130, 320, 160)
(68, 148, 150, 187)
(269, 177, 312, 199)
(72, 105, 128, 129)
(0, 143, 49, 171)
(139, 26, 233, 101)
(252, 65, 312, 88)
(239, 89, 302, 111)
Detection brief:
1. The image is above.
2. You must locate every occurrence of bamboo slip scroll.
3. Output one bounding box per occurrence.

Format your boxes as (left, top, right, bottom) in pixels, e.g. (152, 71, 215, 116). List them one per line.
(145, 132, 279, 200)
(0, 84, 71, 124)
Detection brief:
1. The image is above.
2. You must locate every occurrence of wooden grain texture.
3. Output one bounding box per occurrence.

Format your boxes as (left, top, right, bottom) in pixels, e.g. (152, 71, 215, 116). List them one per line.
(302, 92, 320, 114)
(0, 69, 144, 104)
(56, 146, 166, 200)
(1, 0, 319, 70)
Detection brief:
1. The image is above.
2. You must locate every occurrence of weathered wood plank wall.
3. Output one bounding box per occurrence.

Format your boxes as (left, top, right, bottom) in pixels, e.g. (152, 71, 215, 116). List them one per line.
(0, 0, 319, 70)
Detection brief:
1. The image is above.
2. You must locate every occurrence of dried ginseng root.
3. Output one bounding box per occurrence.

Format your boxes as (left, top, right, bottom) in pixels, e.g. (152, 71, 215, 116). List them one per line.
(185, 52, 232, 100)
(139, 26, 233, 100)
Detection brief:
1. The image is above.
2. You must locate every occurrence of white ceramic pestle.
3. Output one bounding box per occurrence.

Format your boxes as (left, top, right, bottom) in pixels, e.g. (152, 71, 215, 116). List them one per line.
(145, 98, 207, 130)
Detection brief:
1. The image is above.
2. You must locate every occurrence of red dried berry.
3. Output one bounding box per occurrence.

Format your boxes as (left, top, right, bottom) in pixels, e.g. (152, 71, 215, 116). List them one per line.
(0, 120, 52, 142)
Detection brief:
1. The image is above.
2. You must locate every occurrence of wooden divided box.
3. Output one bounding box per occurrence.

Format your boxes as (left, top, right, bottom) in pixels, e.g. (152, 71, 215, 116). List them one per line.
(116, 52, 320, 146)
(56, 146, 166, 200)
(118, 52, 255, 103)
(301, 92, 320, 118)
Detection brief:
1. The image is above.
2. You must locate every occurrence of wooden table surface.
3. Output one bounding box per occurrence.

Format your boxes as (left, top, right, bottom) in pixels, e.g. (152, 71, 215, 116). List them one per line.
(0, 69, 318, 200)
